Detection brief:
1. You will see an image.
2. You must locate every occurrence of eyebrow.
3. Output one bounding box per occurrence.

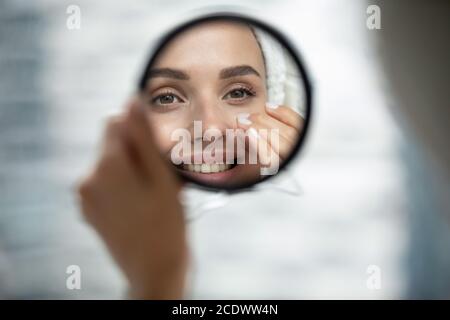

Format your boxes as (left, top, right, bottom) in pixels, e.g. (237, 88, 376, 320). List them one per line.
(147, 64, 260, 81)
(219, 65, 260, 79)
(147, 68, 190, 80)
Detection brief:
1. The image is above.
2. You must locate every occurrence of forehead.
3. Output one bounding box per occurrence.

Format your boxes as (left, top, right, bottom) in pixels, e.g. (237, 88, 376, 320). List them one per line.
(152, 20, 265, 76)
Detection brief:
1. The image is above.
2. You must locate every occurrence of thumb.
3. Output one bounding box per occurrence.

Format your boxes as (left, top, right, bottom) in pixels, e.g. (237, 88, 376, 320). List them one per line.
(123, 96, 175, 184)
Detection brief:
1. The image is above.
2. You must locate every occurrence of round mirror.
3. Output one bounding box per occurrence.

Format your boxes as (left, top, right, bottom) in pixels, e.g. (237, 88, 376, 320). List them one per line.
(138, 13, 312, 190)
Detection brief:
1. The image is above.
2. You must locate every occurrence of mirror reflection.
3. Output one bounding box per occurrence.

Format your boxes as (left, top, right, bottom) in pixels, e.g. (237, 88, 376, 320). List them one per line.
(139, 16, 309, 189)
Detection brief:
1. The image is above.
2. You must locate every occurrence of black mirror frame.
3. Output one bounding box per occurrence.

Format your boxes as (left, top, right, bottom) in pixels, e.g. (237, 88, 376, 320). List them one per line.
(138, 12, 313, 192)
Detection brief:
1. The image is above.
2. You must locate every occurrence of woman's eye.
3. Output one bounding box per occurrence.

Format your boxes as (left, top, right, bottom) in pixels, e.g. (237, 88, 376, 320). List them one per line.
(153, 93, 183, 105)
(224, 88, 255, 101)
(157, 94, 176, 104)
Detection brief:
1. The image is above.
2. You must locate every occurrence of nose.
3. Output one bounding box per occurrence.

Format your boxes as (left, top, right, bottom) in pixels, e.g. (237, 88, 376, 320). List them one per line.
(188, 95, 230, 148)
(193, 97, 227, 133)
(185, 92, 231, 160)
(183, 94, 239, 164)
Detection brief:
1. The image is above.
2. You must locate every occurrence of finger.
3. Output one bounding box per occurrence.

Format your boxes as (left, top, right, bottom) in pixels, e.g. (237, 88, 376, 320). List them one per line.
(237, 113, 293, 160)
(249, 112, 299, 144)
(99, 114, 125, 156)
(78, 114, 132, 218)
(249, 128, 281, 174)
(265, 103, 304, 131)
(123, 96, 174, 182)
(236, 114, 280, 169)
(97, 115, 136, 181)
(79, 116, 138, 228)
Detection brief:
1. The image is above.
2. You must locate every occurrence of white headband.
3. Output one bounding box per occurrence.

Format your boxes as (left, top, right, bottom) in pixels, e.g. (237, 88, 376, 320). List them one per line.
(253, 28, 306, 118)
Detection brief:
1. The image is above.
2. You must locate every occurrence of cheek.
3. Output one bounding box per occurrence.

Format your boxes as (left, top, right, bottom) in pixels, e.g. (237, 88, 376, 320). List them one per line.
(146, 114, 188, 154)
(221, 96, 266, 128)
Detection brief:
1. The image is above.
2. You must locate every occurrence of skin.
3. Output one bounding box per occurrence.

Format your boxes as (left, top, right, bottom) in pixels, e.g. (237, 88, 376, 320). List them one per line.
(78, 20, 303, 299)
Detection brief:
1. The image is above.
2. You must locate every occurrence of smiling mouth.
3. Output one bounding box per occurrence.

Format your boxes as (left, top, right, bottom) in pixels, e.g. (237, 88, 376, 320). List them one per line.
(172, 160, 242, 187)
(176, 162, 237, 173)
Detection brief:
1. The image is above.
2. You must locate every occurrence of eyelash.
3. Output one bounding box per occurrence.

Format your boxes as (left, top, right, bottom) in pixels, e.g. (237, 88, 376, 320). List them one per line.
(151, 90, 184, 105)
(149, 85, 256, 109)
(223, 85, 256, 102)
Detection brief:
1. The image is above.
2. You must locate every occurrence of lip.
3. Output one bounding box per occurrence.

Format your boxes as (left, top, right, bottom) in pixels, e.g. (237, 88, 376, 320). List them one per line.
(175, 163, 243, 185)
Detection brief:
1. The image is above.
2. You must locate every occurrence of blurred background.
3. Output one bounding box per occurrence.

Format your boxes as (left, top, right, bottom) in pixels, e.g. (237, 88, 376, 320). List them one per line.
(0, 0, 449, 299)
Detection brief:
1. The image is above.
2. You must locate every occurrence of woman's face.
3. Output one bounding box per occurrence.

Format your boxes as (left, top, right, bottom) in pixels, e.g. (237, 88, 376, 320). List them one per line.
(142, 21, 268, 187)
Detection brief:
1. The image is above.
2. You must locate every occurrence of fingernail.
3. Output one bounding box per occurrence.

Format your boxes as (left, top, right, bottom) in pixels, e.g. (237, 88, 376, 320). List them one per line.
(266, 102, 279, 109)
(237, 113, 252, 126)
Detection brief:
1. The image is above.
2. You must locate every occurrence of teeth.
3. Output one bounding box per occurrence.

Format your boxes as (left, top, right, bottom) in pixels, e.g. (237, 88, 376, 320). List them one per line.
(182, 163, 232, 173)
(201, 164, 210, 173)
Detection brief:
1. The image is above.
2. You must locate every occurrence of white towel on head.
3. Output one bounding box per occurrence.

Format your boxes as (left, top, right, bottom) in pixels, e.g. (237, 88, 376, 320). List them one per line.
(253, 28, 306, 118)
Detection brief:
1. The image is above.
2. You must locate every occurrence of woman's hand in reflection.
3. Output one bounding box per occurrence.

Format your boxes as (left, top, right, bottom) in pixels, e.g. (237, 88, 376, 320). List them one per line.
(77, 98, 187, 299)
(237, 103, 304, 165)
